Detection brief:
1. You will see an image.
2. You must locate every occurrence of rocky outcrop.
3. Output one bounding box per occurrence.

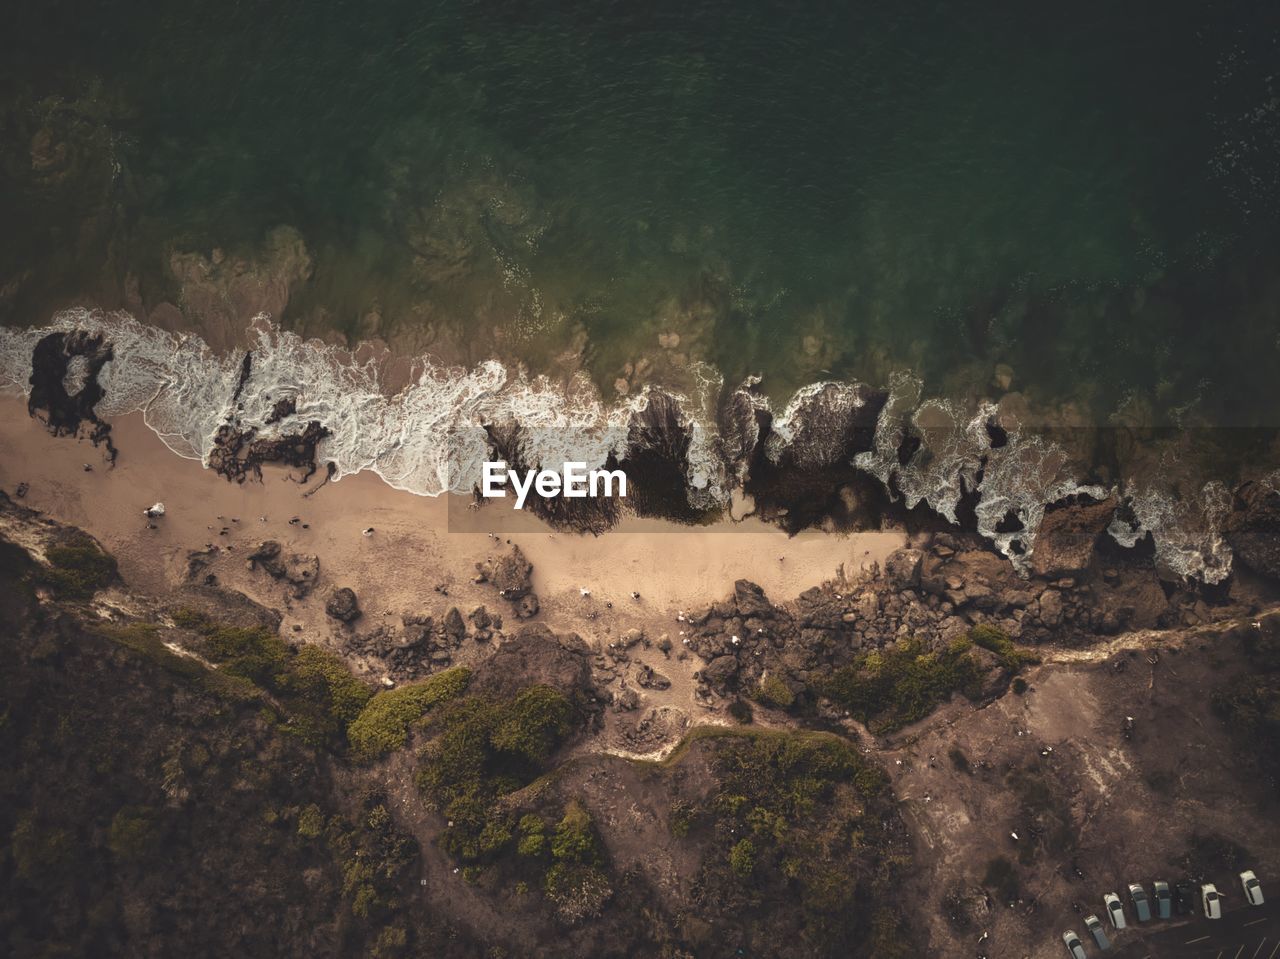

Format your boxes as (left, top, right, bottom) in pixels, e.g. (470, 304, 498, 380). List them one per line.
(1029, 495, 1117, 578)
(476, 545, 541, 618)
(1227, 482, 1280, 581)
(207, 419, 331, 485)
(325, 587, 361, 624)
(246, 540, 320, 598)
(469, 622, 598, 711)
(476, 545, 533, 599)
(884, 548, 923, 589)
(26, 330, 117, 462)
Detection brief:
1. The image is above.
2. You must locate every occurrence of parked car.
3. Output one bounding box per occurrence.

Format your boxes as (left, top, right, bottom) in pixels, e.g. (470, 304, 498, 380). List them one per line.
(1104, 892, 1126, 929)
(1174, 879, 1196, 916)
(1128, 883, 1152, 922)
(1153, 880, 1172, 919)
(1084, 914, 1111, 951)
(1241, 871, 1265, 906)
(1062, 931, 1087, 959)
(1202, 883, 1222, 919)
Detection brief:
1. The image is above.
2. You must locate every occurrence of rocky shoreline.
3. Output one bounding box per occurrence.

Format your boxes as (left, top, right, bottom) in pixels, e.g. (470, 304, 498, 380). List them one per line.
(11, 312, 1280, 591)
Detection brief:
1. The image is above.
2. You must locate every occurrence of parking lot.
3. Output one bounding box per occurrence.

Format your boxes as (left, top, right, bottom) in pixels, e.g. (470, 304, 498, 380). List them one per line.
(1106, 902, 1277, 958)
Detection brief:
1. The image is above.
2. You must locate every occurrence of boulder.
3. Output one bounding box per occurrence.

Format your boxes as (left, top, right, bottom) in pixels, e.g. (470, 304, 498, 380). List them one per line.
(1036, 589, 1064, 628)
(701, 655, 739, 689)
(636, 664, 672, 690)
(247, 540, 320, 598)
(1029, 495, 1117, 578)
(884, 548, 924, 589)
(325, 587, 361, 623)
(733, 580, 775, 619)
(478, 545, 534, 599)
(443, 607, 467, 643)
(1226, 482, 1280, 580)
(515, 592, 540, 619)
(470, 623, 597, 708)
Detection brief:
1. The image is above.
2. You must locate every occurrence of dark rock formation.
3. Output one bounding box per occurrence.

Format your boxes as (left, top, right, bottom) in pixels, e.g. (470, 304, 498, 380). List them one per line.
(443, 606, 466, 643)
(26, 330, 117, 462)
(515, 592, 540, 619)
(247, 540, 320, 598)
(469, 622, 598, 711)
(1030, 494, 1117, 578)
(884, 547, 923, 589)
(325, 587, 361, 624)
(477, 545, 534, 599)
(636, 663, 672, 691)
(207, 419, 330, 485)
(1227, 482, 1280, 580)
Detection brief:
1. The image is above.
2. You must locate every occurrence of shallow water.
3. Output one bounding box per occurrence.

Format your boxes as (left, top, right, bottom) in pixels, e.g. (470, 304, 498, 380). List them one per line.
(4, 1, 1280, 421)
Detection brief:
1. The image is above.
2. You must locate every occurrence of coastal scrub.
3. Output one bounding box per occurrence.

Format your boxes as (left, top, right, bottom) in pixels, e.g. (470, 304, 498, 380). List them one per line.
(347, 667, 472, 761)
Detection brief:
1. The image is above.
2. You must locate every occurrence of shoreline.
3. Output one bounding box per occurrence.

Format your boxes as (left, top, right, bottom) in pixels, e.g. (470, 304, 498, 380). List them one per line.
(0, 396, 905, 620)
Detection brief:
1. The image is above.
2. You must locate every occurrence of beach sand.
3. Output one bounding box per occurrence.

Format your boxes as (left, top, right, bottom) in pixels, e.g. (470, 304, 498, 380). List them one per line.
(0, 397, 905, 612)
(0, 396, 906, 751)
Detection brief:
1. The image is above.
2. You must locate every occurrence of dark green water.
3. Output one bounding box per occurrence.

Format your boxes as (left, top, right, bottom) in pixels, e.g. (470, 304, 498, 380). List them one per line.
(4, 1, 1280, 421)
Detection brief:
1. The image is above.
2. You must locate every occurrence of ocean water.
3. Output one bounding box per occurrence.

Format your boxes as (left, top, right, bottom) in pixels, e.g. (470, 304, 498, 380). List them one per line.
(3, 3, 1280, 580)
(3, 1, 1280, 420)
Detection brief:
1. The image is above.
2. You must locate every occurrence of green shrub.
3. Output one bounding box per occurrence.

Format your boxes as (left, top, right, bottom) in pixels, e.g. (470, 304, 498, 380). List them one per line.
(283, 645, 374, 745)
(968, 624, 1039, 670)
(544, 861, 612, 923)
(297, 803, 325, 838)
(755, 674, 796, 710)
(729, 837, 756, 877)
(490, 685, 574, 763)
(177, 610, 375, 747)
(416, 685, 576, 862)
(10, 814, 71, 880)
(108, 807, 159, 861)
(42, 541, 116, 598)
(821, 637, 985, 733)
(517, 814, 547, 857)
(551, 802, 598, 864)
(347, 667, 472, 760)
(669, 801, 694, 838)
(727, 699, 754, 723)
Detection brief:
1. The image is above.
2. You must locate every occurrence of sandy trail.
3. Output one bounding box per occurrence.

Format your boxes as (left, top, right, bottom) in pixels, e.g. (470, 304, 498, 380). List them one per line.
(0, 397, 904, 620)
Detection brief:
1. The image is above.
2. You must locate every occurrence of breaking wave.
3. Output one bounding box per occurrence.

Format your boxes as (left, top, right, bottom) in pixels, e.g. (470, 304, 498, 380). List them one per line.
(0, 308, 1248, 582)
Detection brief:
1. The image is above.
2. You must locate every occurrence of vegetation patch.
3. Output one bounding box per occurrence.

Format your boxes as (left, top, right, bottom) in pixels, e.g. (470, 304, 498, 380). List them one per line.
(543, 801, 612, 923)
(40, 538, 116, 599)
(415, 684, 577, 862)
(1212, 622, 1280, 795)
(754, 673, 796, 710)
(820, 636, 985, 733)
(689, 730, 911, 957)
(174, 608, 372, 748)
(967, 624, 1039, 669)
(347, 667, 471, 761)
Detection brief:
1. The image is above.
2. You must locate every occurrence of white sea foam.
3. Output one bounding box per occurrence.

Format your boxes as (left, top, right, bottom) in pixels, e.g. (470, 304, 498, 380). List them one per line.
(0, 309, 1247, 581)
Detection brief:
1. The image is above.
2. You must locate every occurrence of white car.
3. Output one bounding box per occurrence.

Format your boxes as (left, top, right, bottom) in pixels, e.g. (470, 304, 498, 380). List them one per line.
(1104, 892, 1126, 929)
(1061, 930, 1087, 959)
(1202, 883, 1222, 919)
(1241, 870, 1265, 906)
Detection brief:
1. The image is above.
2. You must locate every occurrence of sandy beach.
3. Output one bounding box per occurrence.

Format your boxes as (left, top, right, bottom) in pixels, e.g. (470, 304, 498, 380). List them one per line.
(0, 394, 905, 650)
